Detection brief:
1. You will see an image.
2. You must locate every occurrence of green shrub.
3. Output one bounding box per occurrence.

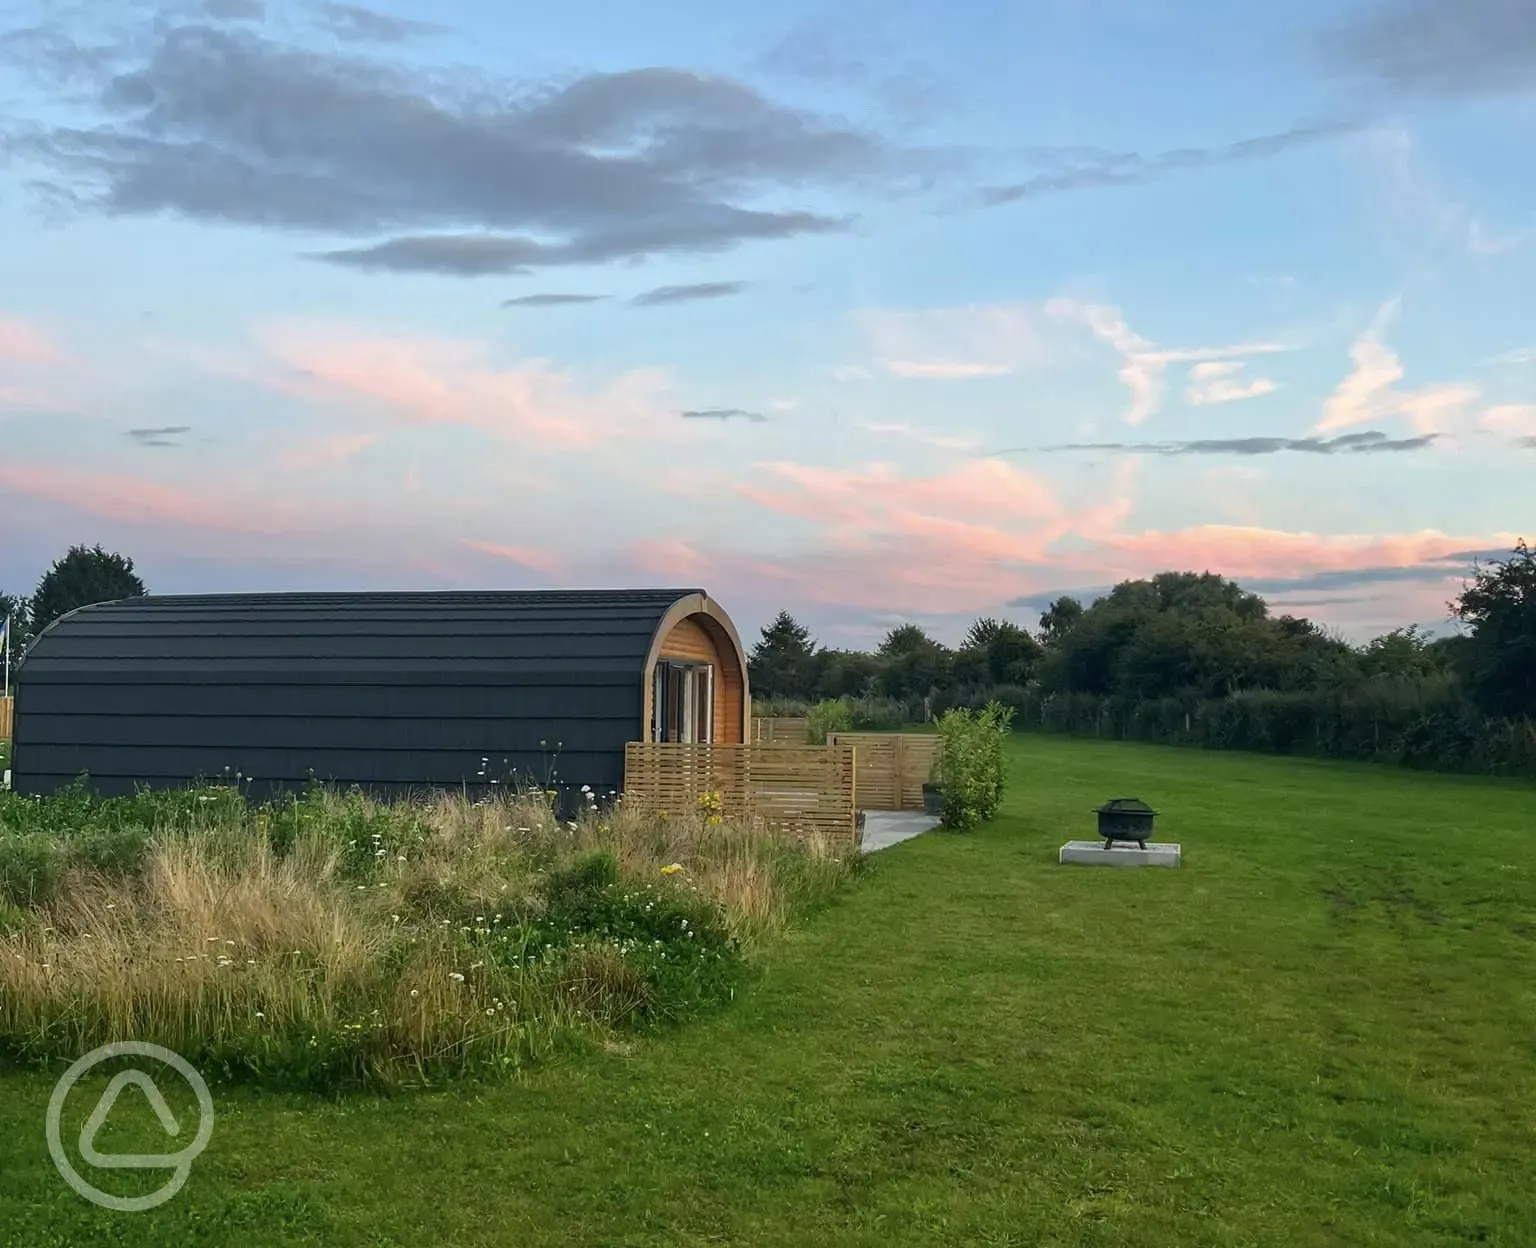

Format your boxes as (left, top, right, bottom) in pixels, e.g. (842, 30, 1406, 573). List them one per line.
(806, 698, 853, 744)
(934, 700, 1017, 830)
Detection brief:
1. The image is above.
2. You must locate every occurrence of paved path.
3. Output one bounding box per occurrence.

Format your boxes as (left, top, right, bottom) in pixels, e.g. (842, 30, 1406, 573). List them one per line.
(860, 810, 941, 854)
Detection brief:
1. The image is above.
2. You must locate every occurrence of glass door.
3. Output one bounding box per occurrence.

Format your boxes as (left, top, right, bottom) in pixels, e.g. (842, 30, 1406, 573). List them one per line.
(652, 661, 714, 742)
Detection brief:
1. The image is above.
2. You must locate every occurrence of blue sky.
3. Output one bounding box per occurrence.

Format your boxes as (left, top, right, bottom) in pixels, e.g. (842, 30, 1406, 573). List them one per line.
(1, 0, 1533, 646)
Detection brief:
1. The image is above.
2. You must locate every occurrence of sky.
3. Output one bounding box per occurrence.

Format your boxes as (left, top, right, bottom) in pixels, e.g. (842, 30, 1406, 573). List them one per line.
(1, 0, 1533, 649)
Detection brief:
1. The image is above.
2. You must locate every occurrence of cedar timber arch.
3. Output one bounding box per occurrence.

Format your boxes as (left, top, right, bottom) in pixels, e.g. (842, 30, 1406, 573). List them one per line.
(642, 592, 750, 744)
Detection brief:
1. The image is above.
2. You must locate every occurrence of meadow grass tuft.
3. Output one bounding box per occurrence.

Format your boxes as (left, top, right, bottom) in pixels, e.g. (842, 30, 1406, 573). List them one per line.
(0, 781, 856, 1091)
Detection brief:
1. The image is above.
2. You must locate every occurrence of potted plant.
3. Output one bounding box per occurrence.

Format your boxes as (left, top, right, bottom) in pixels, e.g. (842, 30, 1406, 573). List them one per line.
(921, 759, 943, 817)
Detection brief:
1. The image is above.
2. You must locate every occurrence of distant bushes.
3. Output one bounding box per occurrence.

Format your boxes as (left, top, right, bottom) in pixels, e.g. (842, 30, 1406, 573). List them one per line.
(0, 781, 856, 1091)
(933, 683, 1536, 779)
(805, 698, 852, 745)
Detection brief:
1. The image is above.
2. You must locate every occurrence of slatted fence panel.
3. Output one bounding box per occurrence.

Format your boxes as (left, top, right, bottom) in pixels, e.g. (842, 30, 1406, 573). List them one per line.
(0, 697, 11, 740)
(750, 716, 810, 744)
(827, 732, 942, 811)
(624, 741, 858, 844)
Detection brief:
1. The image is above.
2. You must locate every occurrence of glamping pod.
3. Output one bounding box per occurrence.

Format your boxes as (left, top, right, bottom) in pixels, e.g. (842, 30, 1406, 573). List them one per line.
(10, 589, 750, 802)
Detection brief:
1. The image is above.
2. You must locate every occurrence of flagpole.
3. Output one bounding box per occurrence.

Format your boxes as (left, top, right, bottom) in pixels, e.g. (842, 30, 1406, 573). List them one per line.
(2, 614, 10, 701)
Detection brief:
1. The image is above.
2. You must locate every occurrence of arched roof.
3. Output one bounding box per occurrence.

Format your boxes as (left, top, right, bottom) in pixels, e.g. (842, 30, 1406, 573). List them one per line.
(12, 588, 747, 799)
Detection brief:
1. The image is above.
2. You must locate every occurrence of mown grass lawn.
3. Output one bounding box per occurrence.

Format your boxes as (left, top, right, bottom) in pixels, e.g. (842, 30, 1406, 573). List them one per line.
(2, 733, 1534, 1247)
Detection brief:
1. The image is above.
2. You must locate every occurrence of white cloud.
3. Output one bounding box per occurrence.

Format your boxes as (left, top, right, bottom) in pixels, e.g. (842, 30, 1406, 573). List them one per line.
(857, 303, 1043, 381)
(1046, 299, 1289, 424)
(1486, 346, 1536, 366)
(860, 421, 982, 451)
(1478, 404, 1536, 437)
(1186, 360, 1279, 406)
(1317, 303, 1480, 436)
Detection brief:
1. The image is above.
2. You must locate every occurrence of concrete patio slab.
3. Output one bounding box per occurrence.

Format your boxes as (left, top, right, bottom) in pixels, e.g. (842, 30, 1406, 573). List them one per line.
(1059, 840, 1181, 867)
(861, 811, 941, 853)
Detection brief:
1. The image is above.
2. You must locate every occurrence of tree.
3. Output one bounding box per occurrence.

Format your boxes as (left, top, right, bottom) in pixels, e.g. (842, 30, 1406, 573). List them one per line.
(962, 617, 1042, 685)
(877, 623, 937, 658)
(0, 591, 31, 647)
(747, 611, 818, 701)
(1037, 596, 1084, 646)
(1450, 540, 1536, 718)
(29, 544, 146, 635)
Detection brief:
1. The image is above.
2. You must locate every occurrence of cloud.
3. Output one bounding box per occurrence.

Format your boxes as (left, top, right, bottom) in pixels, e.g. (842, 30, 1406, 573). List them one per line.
(752, 9, 947, 118)
(1316, 0, 1536, 100)
(310, 2, 448, 43)
(251, 321, 681, 451)
(1046, 299, 1290, 424)
(501, 293, 607, 308)
(125, 424, 192, 447)
(1185, 360, 1280, 405)
(5, 22, 912, 275)
(975, 121, 1357, 207)
(831, 365, 874, 382)
(681, 408, 768, 422)
(1010, 429, 1440, 456)
(279, 432, 377, 469)
(857, 303, 1043, 380)
(860, 421, 982, 451)
(1317, 309, 1480, 434)
(0, 461, 286, 534)
(629, 281, 748, 308)
(204, 0, 265, 18)
(461, 540, 563, 574)
(1486, 346, 1536, 366)
(0, 316, 65, 365)
(1478, 404, 1536, 438)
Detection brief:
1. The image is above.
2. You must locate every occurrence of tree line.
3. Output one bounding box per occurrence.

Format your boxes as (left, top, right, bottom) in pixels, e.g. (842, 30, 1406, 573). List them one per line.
(747, 542, 1536, 779)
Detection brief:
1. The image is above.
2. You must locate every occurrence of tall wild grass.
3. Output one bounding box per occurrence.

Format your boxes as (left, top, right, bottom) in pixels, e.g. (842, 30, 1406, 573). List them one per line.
(0, 782, 856, 1091)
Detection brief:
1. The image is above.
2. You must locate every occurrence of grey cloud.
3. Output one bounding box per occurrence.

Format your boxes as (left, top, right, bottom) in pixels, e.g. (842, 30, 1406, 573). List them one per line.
(997, 430, 1438, 457)
(501, 292, 606, 307)
(1005, 550, 1495, 611)
(310, 2, 447, 43)
(681, 408, 768, 422)
(2, 22, 902, 274)
(630, 281, 748, 307)
(1518, 435, 1536, 448)
(1316, 0, 1536, 99)
(126, 424, 191, 447)
(976, 120, 1358, 208)
(753, 13, 948, 118)
(204, 0, 265, 18)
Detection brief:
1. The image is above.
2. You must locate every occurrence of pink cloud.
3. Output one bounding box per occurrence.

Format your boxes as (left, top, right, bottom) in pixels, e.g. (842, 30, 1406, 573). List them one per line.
(252, 322, 680, 452)
(0, 316, 65, 366)
(0, 462, 284, 535)
(626, 537, 716, 582)
(280, 433, 378, 470)
(461, 540, 564, 574)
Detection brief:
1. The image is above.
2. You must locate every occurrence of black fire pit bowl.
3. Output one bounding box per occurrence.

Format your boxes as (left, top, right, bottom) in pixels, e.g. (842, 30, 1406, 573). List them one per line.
(1094, 797, 1158, 849)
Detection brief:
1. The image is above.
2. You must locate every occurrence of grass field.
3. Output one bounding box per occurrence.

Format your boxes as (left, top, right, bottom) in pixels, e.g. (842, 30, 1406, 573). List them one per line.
(2, 733, 1534, 1246)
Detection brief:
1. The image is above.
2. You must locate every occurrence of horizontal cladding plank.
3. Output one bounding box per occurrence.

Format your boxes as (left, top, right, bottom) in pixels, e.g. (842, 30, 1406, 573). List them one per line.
(36, 633, 654, 661)
(87, 591, 692, 610)
(16, 744, 622, 788)
(59, 605, 676, 626)
(17, 715, 639, 753)
(15, 686, 641, 718)
(19, 657, 645, 680)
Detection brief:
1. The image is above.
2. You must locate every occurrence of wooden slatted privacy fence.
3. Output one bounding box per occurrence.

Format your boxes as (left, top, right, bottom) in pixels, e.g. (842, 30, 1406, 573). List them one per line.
(0, 696, 11, 740)
(826, 732, 942, 812)
(623, 741, 859, 845)
(750, 716, 811, 744)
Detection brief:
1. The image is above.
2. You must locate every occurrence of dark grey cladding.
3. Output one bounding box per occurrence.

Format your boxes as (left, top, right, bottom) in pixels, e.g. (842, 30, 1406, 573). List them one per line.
(11, 588, 705, 803)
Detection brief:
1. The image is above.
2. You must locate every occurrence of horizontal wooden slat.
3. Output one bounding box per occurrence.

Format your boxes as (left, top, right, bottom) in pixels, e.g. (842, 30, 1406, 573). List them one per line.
(623, 741, 858, 845)
(827, 733, 942, 811)
(0, 696, 11, 739)
(750, 716, 810, 744)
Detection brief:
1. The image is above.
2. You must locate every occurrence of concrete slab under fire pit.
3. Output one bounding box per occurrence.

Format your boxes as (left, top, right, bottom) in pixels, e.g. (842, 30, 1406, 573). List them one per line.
(1059, 840, 1181, 867)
